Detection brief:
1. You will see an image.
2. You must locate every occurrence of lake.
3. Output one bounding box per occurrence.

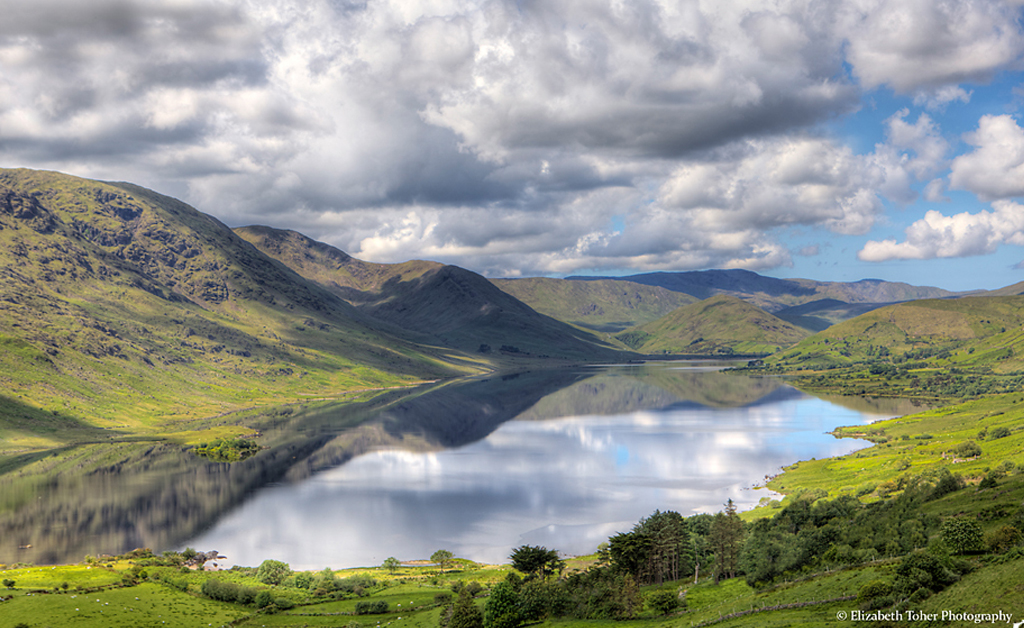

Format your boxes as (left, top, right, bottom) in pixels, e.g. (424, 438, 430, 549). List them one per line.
(0, 361, 925, 567)
(178, 362, 921, 569)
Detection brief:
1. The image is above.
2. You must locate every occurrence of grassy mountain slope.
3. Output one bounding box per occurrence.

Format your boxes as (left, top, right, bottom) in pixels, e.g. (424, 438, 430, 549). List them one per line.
(235, 226, 624, 361)
(0, 168, 461, 447)
(569, 269, 958, 317)
(983, 280, 1024, 296)
(616, 295, 811, 355)
(769, 296, 1024, 373)
(490, 277, 695, 333)
(771, 298, 892, 332)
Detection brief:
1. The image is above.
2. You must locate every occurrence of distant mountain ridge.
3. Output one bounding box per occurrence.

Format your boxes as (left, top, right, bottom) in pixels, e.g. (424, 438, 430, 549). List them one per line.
(566, 269, 958, 314)
(490, 277, 695, 333)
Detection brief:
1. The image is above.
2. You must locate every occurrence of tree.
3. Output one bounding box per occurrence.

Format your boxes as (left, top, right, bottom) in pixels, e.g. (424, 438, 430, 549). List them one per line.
(313, 567, 336, 594)
(941, 517, 984, 555)
(256, 559, 291, 585)
(447, 587, 483, 628)
(509, 545, 563, 579)
(636, 510, 693, 584)
(608, 511, 693, 585)
(708, 500, 744, 583)
(383, 557, 402, 574)
(432, 549, 455, 573)
(483, 580, 522, 628)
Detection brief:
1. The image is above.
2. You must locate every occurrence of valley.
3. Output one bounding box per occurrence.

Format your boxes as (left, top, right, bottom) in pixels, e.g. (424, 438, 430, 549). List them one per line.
(2, 168, 1024, 627)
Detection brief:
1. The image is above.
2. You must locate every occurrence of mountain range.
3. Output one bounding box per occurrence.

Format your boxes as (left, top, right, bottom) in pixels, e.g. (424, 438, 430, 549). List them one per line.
(2, 167, 1021, 446)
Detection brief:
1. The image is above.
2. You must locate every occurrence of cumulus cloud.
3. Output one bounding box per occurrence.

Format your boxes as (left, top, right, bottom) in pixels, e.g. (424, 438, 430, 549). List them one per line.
(949, 114, 1024, 200)
(2, 0, 1024, 276)
(839, 0, 1024, 92)
(859, 201, 1024, 261)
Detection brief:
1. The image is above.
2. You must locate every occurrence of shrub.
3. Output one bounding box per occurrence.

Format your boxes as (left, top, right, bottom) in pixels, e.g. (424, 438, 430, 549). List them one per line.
(953, 441, 982, 459)
(986, 525, 1024, 553)
(857, 580, 892, 608)
(941, 518, 984, 555)
(645, 589, 679, 615)
(435, 592, 453, 606)
(987, 426, 1011, 440)
(255, 590, 274, 609)
(929, 469, 965, 500)
(355, 600, 390, 615)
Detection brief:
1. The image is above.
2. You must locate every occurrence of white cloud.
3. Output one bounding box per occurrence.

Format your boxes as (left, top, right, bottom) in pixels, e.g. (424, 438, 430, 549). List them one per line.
(858, 201, 1024, 261)
(950, 114, 1024, 200)
(2, 0, 1024, 276)
(913, 85, 972, 111)
(884, 109, 949, 179)
(839, 0, 1024, 92)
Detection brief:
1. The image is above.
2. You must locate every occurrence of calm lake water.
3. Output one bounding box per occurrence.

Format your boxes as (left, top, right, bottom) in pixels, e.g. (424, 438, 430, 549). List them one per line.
(178, 362, 919, 569)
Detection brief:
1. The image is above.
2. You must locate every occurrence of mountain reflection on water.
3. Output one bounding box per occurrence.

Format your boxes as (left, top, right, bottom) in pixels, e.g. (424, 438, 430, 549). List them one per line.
(0, 363, 926, 567)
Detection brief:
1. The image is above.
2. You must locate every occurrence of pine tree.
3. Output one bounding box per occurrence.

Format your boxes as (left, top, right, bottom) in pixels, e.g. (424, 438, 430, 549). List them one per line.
(708, 500, 744, 583)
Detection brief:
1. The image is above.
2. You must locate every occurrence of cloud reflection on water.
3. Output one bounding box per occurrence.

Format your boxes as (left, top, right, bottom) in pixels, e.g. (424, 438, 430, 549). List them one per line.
(188, 380, 890, 569)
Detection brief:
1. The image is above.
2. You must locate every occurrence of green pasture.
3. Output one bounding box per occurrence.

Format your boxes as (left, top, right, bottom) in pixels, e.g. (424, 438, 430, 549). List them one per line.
(762, 392, 1024, 504)
(0, 581, 247, 628)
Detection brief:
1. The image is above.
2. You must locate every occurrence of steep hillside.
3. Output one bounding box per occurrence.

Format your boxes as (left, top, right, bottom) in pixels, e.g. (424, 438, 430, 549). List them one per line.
(616, 295, 811, 356)
(569, 269, 957, 316)
(490, 277, 695, 332)
(0, 168, 460, 446)
(235, 226, 623, 361)
(769, 296, 1024, 373)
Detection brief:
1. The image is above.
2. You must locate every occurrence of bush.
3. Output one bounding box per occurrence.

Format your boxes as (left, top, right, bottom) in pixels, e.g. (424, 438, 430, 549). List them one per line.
(987, 426, 1011, 440)
(986, 525, 1024, 553)
(355, 600, 390, 615)
(953, 441, 982, 459)
(645, 589, 680, 615)
(201, 578, 261, 605)
(941, 518, 984, 555)
(856, 573, 888, 606)
(929, 470, 964, 500)
(979, 472, 1000, 489)
(435, 592, 453, 606)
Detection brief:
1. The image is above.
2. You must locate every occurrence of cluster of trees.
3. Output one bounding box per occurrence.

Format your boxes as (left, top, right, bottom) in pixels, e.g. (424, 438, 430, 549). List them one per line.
(472, 464, 1024, 626)
(192, 438, 260, 462)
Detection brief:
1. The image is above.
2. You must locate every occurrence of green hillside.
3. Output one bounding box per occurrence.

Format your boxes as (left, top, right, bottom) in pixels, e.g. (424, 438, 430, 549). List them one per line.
(236, 226, 623, 362)
(617, 295, 811, 356)
(0, 168, 465, 451)
(769, 296, 1024, 372)
(761, 295, 1024, 400)
(490, 276, 695, 332)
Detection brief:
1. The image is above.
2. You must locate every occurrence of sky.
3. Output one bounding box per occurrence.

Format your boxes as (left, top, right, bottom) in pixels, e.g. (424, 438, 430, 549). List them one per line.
(4, 0, 1024, 291)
